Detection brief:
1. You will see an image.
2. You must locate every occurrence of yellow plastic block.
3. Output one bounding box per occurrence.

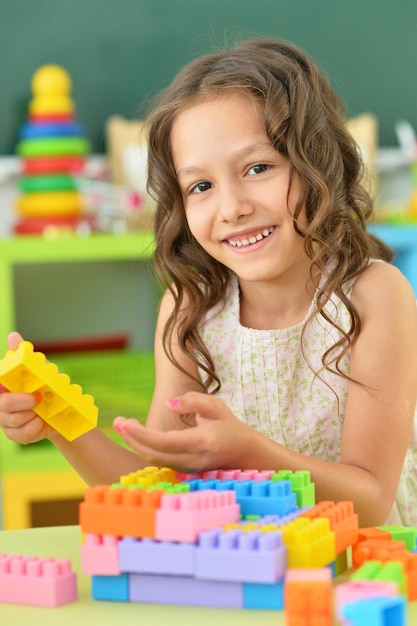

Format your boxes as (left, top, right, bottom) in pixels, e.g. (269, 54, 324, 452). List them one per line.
(0, 341, 98, 441)
(281, 517, 336, 568)
(118, 466, 178, 488)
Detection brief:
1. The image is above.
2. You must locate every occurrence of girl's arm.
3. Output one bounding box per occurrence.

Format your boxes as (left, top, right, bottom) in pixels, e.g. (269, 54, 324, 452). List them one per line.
(115, 262, 417, 527)
(0, 290, 202, 486)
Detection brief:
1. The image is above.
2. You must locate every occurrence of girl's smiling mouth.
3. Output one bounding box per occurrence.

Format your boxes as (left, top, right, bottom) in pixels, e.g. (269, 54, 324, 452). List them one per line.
(226, 227, 275, 248)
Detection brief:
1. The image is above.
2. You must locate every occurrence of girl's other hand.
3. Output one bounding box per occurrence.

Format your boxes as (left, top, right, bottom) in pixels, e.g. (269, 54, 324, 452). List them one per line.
(113, 391, 254, 473)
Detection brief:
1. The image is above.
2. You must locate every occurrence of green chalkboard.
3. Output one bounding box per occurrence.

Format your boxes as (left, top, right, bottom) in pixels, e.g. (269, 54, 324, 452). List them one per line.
(1, 0, 416, 154)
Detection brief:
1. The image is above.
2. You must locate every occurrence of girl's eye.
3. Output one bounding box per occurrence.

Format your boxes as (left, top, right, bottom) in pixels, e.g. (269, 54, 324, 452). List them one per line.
(190, 181, 212, 194)
(248, 163, 269, 175)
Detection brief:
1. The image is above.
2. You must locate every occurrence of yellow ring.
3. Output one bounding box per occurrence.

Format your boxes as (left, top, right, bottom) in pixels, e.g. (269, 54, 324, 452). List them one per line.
(16, 191, 83, 216)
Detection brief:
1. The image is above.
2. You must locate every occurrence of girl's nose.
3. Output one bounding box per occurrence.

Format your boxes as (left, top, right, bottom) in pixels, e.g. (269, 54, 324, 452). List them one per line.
(217, 184, 254, 222)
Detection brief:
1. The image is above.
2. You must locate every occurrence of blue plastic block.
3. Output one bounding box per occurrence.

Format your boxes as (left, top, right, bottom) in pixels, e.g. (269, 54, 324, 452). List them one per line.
(243, 579, 285, 609)
(119, 537, 195, 576)
(234, 480, 298, 517)
(195, 528, 287, 583)
(91, 573, 129, 601)
(342, 596, 406, 626)
(129, 573, 243, 608)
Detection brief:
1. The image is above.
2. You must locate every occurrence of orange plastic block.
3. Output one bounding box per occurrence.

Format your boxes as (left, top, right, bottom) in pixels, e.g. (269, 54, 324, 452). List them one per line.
(0, 341, 98, 440)
(301, 501, 358, 554)
(281, 517, 336, 568)
(284, 568, 333, 626)
(352, 538, 406, 569)
(79, 485, 164, 538)
(355, 527, 392, 546)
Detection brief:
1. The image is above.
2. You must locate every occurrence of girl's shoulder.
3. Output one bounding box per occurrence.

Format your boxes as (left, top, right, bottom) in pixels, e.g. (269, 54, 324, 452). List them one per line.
(352, 260, 416, 321)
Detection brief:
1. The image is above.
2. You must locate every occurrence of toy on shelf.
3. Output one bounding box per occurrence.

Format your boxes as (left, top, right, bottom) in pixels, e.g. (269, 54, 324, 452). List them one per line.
(77, 464, 412, 624)
(0, 340, 98, 440)
(14, 64, 91, 235)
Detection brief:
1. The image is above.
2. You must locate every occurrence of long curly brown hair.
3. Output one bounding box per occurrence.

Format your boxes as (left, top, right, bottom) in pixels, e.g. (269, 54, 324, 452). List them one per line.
(146, 38, 393, 393)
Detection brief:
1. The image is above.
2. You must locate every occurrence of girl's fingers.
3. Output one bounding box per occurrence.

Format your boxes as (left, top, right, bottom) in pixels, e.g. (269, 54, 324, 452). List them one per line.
(8, 331, 24, 350)
(113, 417, 199, 454)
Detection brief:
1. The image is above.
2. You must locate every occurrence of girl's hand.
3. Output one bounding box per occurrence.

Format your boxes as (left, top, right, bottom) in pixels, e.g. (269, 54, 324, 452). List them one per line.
(113, 391, 254, 472)
(0, 331, 54, 444)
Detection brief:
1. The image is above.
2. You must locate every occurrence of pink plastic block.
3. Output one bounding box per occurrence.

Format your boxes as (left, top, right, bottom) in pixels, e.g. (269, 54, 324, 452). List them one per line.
(201, 469, 275, 482)
(155, 490, 240, 542)
(119, 537, 195, 576)
(335, 580, 398, 621)
(0, 554, 77, 607)
(81, 534, 120, 575)
(129, 573, 243, 608)
(195, 528, 287, 583)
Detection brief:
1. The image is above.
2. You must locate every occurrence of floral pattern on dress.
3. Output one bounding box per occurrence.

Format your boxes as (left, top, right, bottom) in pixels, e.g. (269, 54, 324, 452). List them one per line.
(198, 271, 417, 526)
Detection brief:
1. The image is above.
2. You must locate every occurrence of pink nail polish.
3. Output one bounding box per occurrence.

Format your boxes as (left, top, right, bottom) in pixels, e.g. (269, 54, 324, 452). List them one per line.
(168, 397, 180, 407)
(114, 423, 122, 434)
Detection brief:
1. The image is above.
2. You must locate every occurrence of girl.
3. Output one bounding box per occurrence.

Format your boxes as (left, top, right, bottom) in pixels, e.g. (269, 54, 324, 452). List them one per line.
(1, 39, 416, 527)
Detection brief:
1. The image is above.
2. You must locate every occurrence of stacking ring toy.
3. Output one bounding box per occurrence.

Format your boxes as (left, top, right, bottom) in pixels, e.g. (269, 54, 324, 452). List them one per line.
(23, 155, 86, 175)
(16, 191, 83, 216)
(19, 174, 77, 193)
(28, 95, 74, 115)
(19, 122, 84, 139)
(17, 137, 90, 157)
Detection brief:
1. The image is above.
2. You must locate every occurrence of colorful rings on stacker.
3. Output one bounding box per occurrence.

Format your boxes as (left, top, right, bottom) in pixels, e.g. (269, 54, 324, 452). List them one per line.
(17, 137, 90, 158)
(19, 174, 77, 193)
(19, 121, 84, 139)
(29, 112, 74, 123)
(14, 215, 93, 235)
(23, 155, 86, 175)
(15, 191, 83, 216)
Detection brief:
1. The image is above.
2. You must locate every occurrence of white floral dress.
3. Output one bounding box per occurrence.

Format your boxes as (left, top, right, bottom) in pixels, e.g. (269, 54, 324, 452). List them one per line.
(198, 271, 417, 526)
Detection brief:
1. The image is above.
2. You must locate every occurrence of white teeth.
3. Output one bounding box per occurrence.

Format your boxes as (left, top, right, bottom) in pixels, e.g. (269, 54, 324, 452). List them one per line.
(228, 228, 273, 247)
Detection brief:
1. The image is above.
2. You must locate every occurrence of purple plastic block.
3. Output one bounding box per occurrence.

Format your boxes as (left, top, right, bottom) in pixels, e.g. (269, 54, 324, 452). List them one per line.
(81, 534, 120, 575)
(129, 573, 243, 608)
(195, 529, 287, 583)
(119, 537, 195, 576)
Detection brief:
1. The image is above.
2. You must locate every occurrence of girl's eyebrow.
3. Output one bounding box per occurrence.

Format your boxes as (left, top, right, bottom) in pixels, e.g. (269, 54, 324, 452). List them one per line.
(176, 141, 274, 179)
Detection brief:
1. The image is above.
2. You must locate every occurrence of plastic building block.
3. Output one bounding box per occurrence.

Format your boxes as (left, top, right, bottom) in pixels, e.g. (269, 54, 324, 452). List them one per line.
(378, 524, 417, 552)
(272, 470, 316, 507)
(335, 580, 398, 621)
(352, 539, 407, 569)
(195, 528, 287, 583)
(242, 579, 285, 609)
(155, 490, 240, 542)
(281, 517, 336, 568)
(341, 596, 406, 626)
(0, 554, 77, 607)
(0, 341, 97, 440)
(91, 573, 129, 601)
(79, 485, 164, 538)
(301, 500, 358, 554)
(81, 534, 120, 575)
(118, 466, 178, 489)
(129, 573, 243, 608)
(284, 568, 333, 625)
(119, 537, 195, 576)
(351, 560, 407, 596)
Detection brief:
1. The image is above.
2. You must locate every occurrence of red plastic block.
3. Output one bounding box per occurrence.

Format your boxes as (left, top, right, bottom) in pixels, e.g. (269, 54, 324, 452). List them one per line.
(0, 341, 98, 440)
(301, 501, 358, 554)
(155, 490, 240, 542)
(81, 534, 120, 575)
(79, 485, 164, 538)
(195, 528, 287, 583)
(284, 568, 333, 625)
(0, 554, 77, 607)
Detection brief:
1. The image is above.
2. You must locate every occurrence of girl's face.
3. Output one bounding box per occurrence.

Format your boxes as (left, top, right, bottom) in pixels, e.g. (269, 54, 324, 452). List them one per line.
(171, 91, 310, 286)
